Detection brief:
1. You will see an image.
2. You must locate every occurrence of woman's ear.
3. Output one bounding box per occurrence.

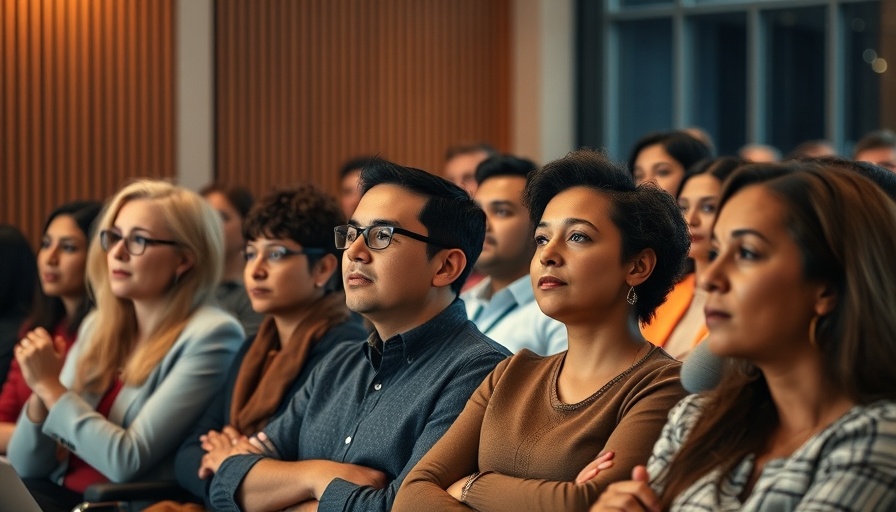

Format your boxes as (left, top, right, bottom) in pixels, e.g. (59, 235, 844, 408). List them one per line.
(813, 283, 838, 317)
(431, 248, 467, 289)
(176, 251, 196, 280)
(312, 253, 339, 288)
(626, 248, 657, 287)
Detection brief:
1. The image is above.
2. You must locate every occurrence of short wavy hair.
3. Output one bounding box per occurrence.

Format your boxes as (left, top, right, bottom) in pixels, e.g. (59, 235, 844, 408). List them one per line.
(525, 148, 690, 324)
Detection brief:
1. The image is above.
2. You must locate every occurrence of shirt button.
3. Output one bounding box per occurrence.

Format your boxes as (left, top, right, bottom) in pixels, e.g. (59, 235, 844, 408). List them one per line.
(344, 436, 352, 445)
(374, 383, 382, 391)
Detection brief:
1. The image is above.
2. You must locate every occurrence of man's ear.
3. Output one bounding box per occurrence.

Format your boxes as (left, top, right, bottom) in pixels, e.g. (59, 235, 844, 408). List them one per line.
(626, 248, 657, 288)
(431, 248, 467, 289)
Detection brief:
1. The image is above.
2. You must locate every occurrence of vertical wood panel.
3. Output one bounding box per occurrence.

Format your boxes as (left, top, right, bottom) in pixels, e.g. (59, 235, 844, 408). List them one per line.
(215, 0, 511, 200)
(0, 0, 176, 246)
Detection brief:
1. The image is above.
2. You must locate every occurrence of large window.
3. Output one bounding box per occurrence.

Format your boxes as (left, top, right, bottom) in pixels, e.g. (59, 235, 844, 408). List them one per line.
(578, 0, 885, 159)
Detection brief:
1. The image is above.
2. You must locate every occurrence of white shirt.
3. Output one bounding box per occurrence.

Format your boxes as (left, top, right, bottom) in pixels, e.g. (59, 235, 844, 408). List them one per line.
(462, 275, 567, 355)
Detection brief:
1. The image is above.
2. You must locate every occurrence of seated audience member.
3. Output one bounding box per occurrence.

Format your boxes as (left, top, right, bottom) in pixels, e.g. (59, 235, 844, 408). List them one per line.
(393, 149, 689, 512)
(787, 139, 837, 159)
(682, 127, 716, 156)
(854, 129, 896, 171)
(339, 155, 375, 219)
(462, 154, 566, 355)
(0, 225, 37, 387)
(444, 143, 498, 292)
(0, 202, 101, 453)
(592, 163, 896, 511)
(682, 155, 896, 394)
(208, 159, 510, 512)
(173, 184, 366, 506)
(201, 184, 264, 337)
(658, 158, 741, 359)
(628, 130, 712, 196)
(8, 180, 244, 511)
(443, 142, 497, 196)
(738, 143, 780, 163)
(628, 132, 710, 350)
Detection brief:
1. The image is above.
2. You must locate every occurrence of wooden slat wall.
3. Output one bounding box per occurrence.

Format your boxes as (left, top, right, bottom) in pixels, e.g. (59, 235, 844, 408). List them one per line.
(0, 0, 175, 244)
(215, 0, 511, 198)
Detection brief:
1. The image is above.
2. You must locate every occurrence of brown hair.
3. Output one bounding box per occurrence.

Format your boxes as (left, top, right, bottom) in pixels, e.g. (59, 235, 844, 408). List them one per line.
(658, 163, 896, 508)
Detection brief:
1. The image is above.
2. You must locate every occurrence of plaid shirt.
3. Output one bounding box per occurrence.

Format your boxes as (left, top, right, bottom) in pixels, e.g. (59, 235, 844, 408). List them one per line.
(649, 394, 896, 511)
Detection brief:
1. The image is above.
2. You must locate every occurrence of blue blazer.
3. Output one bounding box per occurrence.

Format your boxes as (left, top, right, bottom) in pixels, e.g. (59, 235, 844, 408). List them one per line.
(8, 306, 244, 484)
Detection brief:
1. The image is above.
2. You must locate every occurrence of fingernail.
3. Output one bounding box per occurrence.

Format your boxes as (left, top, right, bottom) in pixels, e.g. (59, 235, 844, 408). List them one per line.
(258, 432, 267, 441)
(577, 468, 597, 483)
(597, 461, 613, 470)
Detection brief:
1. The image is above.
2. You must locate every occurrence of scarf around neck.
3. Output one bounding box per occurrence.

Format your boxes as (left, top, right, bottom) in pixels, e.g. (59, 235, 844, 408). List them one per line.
(229, 292, 349, 434)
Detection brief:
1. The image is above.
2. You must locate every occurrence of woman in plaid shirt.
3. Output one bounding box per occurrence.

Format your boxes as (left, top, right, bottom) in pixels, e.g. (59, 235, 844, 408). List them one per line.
(592, 161, 896, 512)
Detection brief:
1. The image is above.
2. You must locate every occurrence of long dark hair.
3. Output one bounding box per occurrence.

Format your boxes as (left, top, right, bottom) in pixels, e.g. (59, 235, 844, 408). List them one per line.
(28, 201, 102, 337)
(627, 130, 712, 178)
(0, 225, 37, 319)
(658, 163, 896, 508)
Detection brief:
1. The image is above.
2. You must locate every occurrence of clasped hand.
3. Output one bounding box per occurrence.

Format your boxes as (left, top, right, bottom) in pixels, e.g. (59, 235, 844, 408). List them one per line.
(15, 328, 67, 403)
(198, 425, 263, 479)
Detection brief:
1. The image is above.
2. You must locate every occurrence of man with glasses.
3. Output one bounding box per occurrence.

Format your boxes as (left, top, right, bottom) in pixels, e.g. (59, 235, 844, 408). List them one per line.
(210, 159, 510, 512)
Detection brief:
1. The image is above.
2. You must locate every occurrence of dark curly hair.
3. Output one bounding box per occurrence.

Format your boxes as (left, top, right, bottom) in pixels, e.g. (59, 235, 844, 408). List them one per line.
(525, 148, 690, 324)
(244, 184, 344, 283)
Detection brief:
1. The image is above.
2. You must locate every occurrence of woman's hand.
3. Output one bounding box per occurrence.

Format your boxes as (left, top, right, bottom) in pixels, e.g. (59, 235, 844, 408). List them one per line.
(590, 466, 660, 512)
(576, 451, 616, 484)
(15, 328, 68, 407)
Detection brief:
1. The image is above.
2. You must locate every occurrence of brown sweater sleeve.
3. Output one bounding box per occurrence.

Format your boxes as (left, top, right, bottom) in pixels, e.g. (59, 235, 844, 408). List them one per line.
(461, 362, 685, 512)
(393, 357, 512, 512)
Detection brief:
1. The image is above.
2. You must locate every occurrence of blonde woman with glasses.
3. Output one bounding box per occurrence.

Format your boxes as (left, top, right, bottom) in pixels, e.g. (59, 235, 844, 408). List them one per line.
(8, 180, 244, 511)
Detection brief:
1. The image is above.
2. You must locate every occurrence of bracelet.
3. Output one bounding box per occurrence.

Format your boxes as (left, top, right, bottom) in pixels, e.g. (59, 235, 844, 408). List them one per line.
(460, 471, 481, 502)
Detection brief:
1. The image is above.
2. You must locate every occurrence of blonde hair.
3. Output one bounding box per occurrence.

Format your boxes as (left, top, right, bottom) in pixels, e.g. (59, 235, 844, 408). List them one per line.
(78, 179, 224, 393)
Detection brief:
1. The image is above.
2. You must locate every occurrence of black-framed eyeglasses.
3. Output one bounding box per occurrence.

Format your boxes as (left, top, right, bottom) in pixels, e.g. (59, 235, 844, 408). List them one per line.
(99, 230, 179, 256)
(242, 245, 326, 264)
(334, 225, 452, 251)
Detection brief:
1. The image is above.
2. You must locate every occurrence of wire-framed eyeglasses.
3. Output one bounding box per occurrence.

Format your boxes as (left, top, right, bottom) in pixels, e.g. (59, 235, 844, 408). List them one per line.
(334, 225, 452, 251)
(99, 230, 179, 256)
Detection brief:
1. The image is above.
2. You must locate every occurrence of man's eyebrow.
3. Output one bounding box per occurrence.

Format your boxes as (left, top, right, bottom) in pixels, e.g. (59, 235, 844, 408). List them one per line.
(369, 218, 402, 228)
(347, 218, 403, 228)
(488, 200, 515, 208)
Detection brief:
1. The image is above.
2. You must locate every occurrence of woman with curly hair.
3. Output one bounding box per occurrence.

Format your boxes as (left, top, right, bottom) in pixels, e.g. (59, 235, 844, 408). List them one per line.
(172, 183, 366, 508)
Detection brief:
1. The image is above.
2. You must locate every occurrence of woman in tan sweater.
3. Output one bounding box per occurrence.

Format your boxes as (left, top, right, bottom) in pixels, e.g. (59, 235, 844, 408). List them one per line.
(394, 149, 690, 512)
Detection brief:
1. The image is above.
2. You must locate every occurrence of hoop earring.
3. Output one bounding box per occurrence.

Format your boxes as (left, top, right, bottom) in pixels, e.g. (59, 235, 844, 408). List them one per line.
(626, 286, 638, 306)
(809, 316, 819, 349)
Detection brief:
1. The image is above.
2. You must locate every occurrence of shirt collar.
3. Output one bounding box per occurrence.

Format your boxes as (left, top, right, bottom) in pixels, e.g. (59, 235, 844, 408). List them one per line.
(504, 274, 535, 305)
(363, 299, 469, 366)
(468, 275, 534, 306)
